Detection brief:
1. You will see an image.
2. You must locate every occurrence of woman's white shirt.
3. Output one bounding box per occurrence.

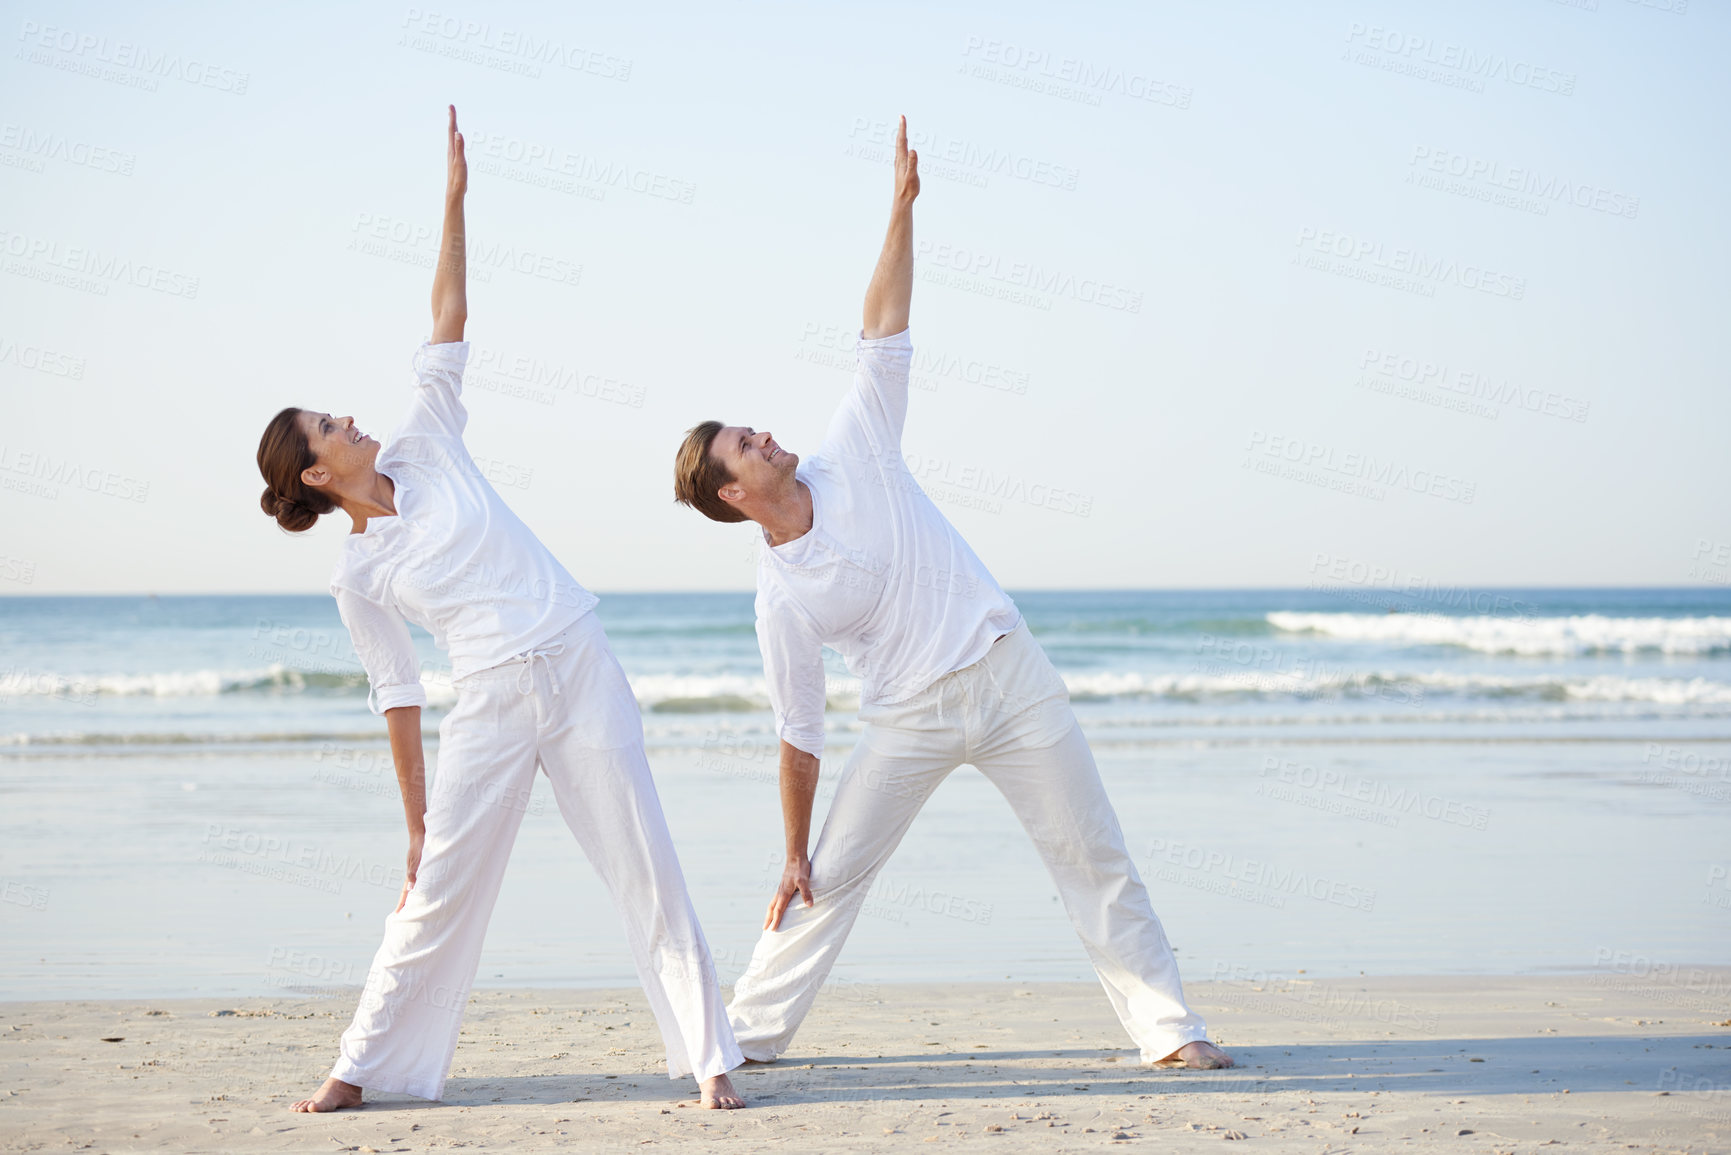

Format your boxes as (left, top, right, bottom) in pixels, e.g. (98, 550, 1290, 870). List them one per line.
(330, 341, 597, 714)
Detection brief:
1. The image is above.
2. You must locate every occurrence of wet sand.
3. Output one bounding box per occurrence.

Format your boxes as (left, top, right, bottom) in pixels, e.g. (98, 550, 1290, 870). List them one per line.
(3, 970, 1726, 1152)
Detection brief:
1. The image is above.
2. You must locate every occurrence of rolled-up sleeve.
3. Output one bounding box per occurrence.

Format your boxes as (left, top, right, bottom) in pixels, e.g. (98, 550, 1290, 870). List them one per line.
(755, 590, 828, 758)
(851, 328, 913, 448)
(334, 586, 427, 715)
(405, 340, 471, 439)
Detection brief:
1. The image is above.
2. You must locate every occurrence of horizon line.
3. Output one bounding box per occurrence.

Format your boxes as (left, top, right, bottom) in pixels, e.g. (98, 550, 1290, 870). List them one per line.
(2, 584, 1730, 599)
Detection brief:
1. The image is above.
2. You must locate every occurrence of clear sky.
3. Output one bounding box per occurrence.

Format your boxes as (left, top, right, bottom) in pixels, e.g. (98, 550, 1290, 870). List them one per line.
(1, 0, 1726, 594)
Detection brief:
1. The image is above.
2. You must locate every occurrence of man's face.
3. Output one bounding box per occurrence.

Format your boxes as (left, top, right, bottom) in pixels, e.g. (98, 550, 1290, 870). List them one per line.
(713, 425, 798, 503)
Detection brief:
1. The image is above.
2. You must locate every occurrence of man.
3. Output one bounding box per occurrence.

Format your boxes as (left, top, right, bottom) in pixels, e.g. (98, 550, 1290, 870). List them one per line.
(672, 117, 1231, 1071)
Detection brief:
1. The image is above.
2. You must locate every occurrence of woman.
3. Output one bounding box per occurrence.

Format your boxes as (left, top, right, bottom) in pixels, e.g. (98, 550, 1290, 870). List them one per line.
(255, 106, 744, 1112)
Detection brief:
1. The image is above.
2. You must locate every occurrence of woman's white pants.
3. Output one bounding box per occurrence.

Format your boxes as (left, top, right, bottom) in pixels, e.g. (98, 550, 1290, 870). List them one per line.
(330, 613, 742, 1100)
(728, 622, 1209, 1065)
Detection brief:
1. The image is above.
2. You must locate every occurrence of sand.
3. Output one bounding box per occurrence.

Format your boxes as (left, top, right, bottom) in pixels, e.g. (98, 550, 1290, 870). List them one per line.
(2, 971, 1727, 1153)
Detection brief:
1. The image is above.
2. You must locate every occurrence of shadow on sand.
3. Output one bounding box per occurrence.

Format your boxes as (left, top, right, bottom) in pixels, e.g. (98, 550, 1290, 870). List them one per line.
(423, 1033, 1729, 1109)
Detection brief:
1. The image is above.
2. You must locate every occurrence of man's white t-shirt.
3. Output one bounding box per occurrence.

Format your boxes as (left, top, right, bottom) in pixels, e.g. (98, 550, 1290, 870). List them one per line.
(755, 329, 1022, 757)
(331, 341, 597, 714)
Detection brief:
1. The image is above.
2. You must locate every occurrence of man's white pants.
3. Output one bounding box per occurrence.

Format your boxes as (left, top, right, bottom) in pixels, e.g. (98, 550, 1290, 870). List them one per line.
(728, 622, 1209, 1065)
(330, 613, 742, 1100)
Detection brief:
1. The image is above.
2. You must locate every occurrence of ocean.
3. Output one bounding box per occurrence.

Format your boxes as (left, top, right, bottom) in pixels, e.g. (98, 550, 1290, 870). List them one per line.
(2, 589, 1727, 998)
(6, 587, 1731, 750)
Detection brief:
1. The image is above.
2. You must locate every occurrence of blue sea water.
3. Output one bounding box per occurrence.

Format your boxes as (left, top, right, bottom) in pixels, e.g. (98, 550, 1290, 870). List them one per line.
(3, 588, 1731, 749)
(2, 589, 1726, 997)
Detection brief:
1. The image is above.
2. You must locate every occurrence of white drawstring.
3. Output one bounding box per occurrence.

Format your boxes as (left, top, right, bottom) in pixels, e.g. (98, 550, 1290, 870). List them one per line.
(515, 641, 566, 696)
(983, 660, 1005, 718)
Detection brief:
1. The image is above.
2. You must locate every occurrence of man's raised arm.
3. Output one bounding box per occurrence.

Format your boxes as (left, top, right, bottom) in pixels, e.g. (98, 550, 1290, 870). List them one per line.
(861, 115, 920, 340)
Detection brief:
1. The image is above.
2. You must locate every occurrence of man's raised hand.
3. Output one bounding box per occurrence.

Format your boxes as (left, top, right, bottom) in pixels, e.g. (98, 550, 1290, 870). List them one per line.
(446, 104, 467, 202)
(893, 115, 919, 206)
(862, 114, 918, 338)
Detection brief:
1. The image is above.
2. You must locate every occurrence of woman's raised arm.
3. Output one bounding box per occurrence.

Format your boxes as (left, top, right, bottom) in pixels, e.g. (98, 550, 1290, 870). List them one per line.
(430, 104, 467, 345)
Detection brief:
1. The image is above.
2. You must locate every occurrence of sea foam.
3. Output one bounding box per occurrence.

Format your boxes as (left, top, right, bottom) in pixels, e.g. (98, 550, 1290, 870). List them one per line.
(1267, 612, 1731, 656)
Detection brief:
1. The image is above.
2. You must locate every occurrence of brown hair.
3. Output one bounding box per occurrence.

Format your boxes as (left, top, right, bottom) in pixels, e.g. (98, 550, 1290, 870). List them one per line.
(256, 407, 335, 533)
(673, 420, 746, 524)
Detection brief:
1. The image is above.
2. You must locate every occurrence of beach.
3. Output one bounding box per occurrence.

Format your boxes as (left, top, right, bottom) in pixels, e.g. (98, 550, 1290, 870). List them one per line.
(3, 971, 1726, 1152)
(3, 592, 1728, 1150)
(5, 0, 1725, 1142)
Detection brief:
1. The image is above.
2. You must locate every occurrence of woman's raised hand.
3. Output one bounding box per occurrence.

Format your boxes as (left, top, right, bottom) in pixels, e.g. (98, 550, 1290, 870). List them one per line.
(431, 104, 469, 342)
(445, 104, 467, 202)
(892, 115, 919, 206)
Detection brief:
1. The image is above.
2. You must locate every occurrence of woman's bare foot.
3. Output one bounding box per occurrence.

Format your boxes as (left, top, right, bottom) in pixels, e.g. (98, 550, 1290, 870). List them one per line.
(699, 1072, 745, 1109)
(1156, 1040, 1235, 1069)
(290, 1077, 363, 1112)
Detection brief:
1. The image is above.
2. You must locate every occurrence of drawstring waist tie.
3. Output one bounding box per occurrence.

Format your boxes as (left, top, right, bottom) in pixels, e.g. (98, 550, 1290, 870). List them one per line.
(514, 641, 567, 696)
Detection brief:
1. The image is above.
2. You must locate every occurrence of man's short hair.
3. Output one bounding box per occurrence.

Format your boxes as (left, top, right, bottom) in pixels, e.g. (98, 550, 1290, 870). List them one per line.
(673, 420, 748, 523)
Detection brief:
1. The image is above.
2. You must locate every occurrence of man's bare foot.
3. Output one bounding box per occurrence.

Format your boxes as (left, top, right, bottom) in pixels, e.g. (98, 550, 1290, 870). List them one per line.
(699, 1072, 745, 1109)
(1155, 1040, 1235, 1070)
(290, 1077, 363, 1112)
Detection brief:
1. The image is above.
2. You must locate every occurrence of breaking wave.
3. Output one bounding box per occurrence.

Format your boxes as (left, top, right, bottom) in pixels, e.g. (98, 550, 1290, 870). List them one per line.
(1266, 612, 1731, 657)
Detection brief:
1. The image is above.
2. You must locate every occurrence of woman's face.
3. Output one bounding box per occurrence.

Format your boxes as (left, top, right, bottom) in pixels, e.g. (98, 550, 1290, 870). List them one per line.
(296, 410, 380, 487)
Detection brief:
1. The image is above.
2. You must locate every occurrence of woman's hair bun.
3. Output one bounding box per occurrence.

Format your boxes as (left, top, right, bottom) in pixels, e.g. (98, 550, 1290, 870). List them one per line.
(256, 407, 335, 534)
(260, 485, 320, 533)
